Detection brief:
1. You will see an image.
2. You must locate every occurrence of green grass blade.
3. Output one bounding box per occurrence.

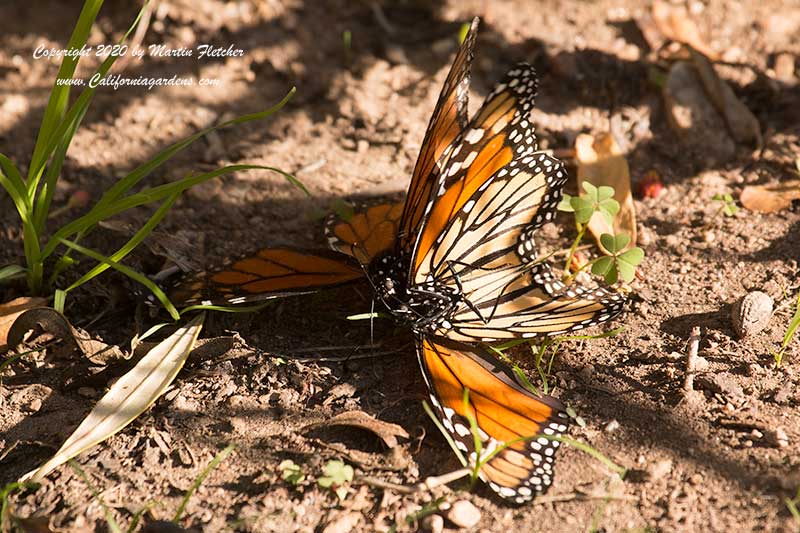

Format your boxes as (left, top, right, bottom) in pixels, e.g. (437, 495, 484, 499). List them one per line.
(57, 238, 179, 320)
(775, 293, 800, 365)
(42, 164, 295, 259)
(27, 0, 103, 184)
(173, 444, 235, 522)
(0, 155, 29, 211)
(422, 401, 467, 467)
(68, 461, 122, 533)
(179, 302, 273, 315)
(28, 2, 148, 199)
(53, 289, 67, 314)
(62, 193, 179, 290)
(91, 88, 298, 214)
(0, 265, 26, 282)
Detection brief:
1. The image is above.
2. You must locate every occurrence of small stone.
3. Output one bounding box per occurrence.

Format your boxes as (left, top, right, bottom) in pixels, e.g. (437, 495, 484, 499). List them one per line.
(605, 419, 620, 432)
(447, 500, 481, 529)
(731, 291, 773, 338)
(688, 473, 704, 485)
(647, 459, 673, 481)
(421, 514, 444, 533)
(750, 429, 764, 439)
(356, 139, 370, 153)
(765, 427, 789, 448)
(28, 398, 42, 413)
(774, 53, 796, 83)
(77, 387, 96, 398)
(703, 230, 716, 243)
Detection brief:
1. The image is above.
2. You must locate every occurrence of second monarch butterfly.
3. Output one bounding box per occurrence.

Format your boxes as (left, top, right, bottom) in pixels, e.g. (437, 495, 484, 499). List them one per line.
(170, 18, 625, 503)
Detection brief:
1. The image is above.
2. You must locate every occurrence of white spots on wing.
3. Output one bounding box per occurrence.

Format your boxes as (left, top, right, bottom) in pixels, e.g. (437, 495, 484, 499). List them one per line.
(462, 150, 478, 168)
(465, 128, 485, 144)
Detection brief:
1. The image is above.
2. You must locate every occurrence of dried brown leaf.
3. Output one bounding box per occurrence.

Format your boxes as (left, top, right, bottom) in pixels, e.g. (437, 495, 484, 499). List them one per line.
(575, 133, 637, 247)
(0, 297, 47, 349)
(304, 410, 409, 448)
(652, 0, 719, 59)
(740, 181, 800, 213)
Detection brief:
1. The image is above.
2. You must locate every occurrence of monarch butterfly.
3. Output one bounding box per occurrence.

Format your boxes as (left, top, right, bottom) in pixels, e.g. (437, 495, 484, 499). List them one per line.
(171, 18, 625, 503)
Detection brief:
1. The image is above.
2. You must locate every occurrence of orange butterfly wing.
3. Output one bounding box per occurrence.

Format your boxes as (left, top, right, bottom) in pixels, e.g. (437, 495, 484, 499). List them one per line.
(170, 248, 363, 306)
(410, 65, 540, 283)
(325, 202, 404, 265)
(418, 336, 568, 503)
(397, 18, 478, 255)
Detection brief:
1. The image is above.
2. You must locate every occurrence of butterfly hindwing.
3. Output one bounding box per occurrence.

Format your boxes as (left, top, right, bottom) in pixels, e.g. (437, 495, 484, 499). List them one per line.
(325, 202, 404, 265)
(417, 336, 569, 503)
(169, 248, 363, 306)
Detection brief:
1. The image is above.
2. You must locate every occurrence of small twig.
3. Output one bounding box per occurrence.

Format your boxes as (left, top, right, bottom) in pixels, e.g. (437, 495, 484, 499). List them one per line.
(370, 2, 396, 34)
(535, 491, 638, 504)
(116, 0, 155, 72)
(359, 468, 471, 495)
(682, 326, 702, 393)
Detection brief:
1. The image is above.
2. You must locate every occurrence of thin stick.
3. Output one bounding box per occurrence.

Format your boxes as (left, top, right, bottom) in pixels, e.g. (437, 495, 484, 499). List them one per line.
(359, 468, 471, 495)
(535, 492, 638, 504)
(683, 326, 702, 392)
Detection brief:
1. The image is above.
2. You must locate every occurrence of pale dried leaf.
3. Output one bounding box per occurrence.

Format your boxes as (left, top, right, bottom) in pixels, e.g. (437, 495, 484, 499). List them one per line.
(304, 410, 409, 448)
(20, 314, 204, 482)
(740, 181, 800, 213)
(0, 297, 47, 348)
(575, 133, 637, 248)
(652, 0, 719, 59)
(689, 49, 761, 146)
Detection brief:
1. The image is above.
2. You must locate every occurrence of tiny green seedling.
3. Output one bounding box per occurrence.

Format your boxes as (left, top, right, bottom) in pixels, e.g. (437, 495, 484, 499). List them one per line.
(712, 193, 739, 217)
(558, 182, 644, 285)
(317, 460, 354, 501)
(0, 481, 40, 532)
(787, 486, 800, 526)
(774, 292, 800, 366)
(279, 459, 306, 486)
(592, 234, 645, 284)
(173, 444, 235, 523)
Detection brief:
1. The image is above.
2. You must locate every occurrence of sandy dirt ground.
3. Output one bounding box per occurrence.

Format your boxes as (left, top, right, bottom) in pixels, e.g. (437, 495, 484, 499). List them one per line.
(1, 1, 800, 531)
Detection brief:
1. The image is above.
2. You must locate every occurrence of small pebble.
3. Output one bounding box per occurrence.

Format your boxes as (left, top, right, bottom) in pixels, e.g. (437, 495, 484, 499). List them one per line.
(605, 419, 620, 432)
(731, 291, 773, 338)
(447, 500, 481, 529)
(750, 429, 763, 440)
(356, 139, 370, 153)
(648, 459, 673, 481)
(77, 387, 96, 398)
(28, 398, 43, 413)
(703, 230, 716, 243)
(421, 514, 444, 533)
(766, 427, 789, 448)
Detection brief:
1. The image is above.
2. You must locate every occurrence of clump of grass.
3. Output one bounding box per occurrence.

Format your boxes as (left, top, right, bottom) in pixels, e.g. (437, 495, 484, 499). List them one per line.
(558, 182, 644, 285)
(0, 0, 302, 319)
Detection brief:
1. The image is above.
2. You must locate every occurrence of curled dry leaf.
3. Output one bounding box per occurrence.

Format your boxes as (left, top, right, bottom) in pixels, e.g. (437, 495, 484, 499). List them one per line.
(688, 49, 761, 147)
(303, 410, 409, 448)
(6, 307, 123, 364)
(575, 133, 637, 248)
(740, 180, 800, 213)
(651, 0, 719, 60)
(0, 296, 47, 348)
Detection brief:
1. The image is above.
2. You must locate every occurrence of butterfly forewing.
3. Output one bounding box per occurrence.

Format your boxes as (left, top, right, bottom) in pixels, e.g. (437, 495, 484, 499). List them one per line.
(411, 64, 544, 285)
(398, 18, 478, 256)
(417, 336, 569, 503)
